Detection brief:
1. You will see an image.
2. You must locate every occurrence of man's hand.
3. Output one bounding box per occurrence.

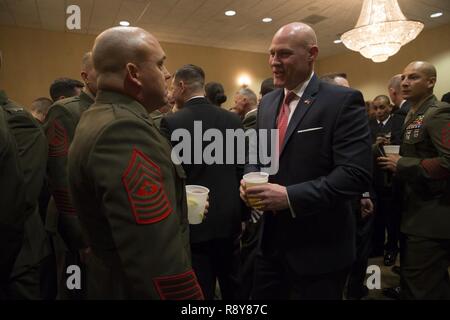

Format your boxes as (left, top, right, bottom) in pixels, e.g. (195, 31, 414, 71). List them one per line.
(204, 196, 209, 216)
(377, 154, 401, 173)
(245, 183, 289, 212)
(360, 198, 374, 219)
(375, 136, 390, 145)
(240, 179, 251, 207)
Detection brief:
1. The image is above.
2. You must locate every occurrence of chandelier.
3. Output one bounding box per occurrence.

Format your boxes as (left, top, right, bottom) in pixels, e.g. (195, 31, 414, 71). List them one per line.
(341, 0, 424, 63)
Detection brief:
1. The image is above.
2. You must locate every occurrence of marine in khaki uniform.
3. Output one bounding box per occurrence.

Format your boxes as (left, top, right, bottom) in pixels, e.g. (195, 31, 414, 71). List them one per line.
(0, 90, 49, 299)
(44, 52, 97, 299)
(378, 61, 450, 299)
(0, 51, 26, 294)
(68, 27, 203, 299)
(0, 98, 26, 297)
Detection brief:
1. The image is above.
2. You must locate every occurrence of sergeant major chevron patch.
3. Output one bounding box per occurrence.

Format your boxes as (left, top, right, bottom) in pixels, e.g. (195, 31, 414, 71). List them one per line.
(47, 119, 68, 157)
(122, 147, 172, 224)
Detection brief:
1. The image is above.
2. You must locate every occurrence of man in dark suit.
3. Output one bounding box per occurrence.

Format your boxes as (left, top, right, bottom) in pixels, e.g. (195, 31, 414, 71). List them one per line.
(368, 95, 399, 262)
(160, 64, 244, 300)
(389, 74, 412, 145)
(240, 22, 372, 299)
(233, 87, 258, 130)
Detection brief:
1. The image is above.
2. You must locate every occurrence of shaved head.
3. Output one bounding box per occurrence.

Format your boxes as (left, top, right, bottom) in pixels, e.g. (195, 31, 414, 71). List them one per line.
(92, 26, 170, 111)
(93, 27, 161, 75)
(82, 52, 94, 70)
(401, 61, 437, 104)
(274, 22, 318, 48)
(269, 22, 319, 90)
(405, 61, 436, 79)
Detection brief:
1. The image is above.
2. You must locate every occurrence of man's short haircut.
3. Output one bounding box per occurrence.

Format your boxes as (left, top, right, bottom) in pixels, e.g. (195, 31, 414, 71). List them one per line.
(320, 72, 347, 84)
(388, 74, 402, 91)
(174, 64, 205, 91)
(31, 97, 53, 112)
(260, 78, 275, 97)
(373, 94, 391, 105)
(237, 87, 257, 105)
(49, 77, 84, 101)
(441, 92, 450, 104)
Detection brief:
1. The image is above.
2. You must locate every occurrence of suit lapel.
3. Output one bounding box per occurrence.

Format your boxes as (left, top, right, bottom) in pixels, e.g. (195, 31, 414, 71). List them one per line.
(281, 74, 319, 154)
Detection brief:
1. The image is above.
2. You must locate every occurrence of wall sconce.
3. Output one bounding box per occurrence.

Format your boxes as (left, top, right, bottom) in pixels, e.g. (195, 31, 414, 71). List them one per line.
(237, 74, 251, 87)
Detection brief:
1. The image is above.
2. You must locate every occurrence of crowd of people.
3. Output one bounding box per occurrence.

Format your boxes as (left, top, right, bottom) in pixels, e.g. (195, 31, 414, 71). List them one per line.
(1, 21, 449, 300)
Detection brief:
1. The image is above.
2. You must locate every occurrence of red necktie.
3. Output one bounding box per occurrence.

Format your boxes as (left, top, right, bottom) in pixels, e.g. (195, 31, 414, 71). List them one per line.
(277, 91, 297, 150)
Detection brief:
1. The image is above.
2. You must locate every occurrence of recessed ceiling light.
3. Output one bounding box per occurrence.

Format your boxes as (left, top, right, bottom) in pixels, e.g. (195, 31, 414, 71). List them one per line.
(225, 10, 236, 16)
(334, 39, 342, 44)
(430, 12, 443, 18)
(262, 17, 272, 23)
(119, 21, 130, 26)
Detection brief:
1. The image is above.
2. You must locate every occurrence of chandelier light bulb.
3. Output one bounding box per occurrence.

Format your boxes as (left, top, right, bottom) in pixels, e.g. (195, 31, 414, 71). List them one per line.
(341, 0, 424, 63)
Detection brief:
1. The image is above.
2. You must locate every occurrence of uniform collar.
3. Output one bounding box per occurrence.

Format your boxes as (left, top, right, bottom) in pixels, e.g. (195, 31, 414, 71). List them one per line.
(95, 90, 149, 116)
(79, 90, 95, 109)
(412, 94, 437, 116)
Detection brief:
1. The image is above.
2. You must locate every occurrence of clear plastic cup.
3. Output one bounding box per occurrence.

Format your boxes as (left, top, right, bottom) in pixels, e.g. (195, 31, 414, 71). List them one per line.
(243, 172, 269, 207)
(185, 185, 209, 224)
(383, 145, 400, 156)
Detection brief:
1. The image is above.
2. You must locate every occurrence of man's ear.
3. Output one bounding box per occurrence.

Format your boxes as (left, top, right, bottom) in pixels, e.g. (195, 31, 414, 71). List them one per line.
(428, 76, 436, 89)
(125, 63, 141, 87)
(308, 45, 319, 62)
(178, 80, 186, 93)
(80, 71, 88, 83)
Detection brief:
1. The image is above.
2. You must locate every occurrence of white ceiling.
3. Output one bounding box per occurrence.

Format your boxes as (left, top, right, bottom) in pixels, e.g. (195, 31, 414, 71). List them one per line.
(1, 0, 449, 58)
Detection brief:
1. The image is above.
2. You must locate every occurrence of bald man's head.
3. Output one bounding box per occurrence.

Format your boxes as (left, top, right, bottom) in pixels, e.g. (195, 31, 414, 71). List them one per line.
(93, 27, 159, 75)
(274, 23, 318, 48)
(401, 61, 437, 103)
(92, 27, 170, 111)
(269, 22, 319, 90)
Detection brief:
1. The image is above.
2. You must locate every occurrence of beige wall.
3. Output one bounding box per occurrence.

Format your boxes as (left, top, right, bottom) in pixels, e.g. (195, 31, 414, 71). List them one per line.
(0, 25, 271, 107)
(1, 23, 449, 107)
(316, 23, 450, 102)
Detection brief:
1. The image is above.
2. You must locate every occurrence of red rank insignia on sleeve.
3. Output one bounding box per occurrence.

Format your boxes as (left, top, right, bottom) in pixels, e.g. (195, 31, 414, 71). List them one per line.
(153, 270, 204, 300)
(122, 148, 173, 225)
(442, 122, 450, 148)
(47, 119, 68, 157)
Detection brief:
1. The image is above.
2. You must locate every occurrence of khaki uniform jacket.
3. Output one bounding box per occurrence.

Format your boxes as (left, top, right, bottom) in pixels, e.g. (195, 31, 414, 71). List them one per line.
(397, 95, 450, 239)
(0, 91, 49, 280)
(68, 90, 203, 299)
(0, 93, 26, 286)
(44, 91, 93, 251)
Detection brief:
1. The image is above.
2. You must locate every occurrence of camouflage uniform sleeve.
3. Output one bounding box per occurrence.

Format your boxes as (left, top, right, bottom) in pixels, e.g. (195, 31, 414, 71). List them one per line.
(0, 110, 25, 286)
(45, 104, 87, 250)
(87, 119, 203, 299)
(398, 106, 450, 181)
